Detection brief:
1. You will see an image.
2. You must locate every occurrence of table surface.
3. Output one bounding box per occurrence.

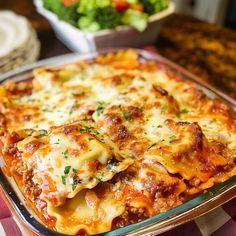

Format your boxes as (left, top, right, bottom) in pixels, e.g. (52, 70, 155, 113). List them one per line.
(0, 1, 236, 236)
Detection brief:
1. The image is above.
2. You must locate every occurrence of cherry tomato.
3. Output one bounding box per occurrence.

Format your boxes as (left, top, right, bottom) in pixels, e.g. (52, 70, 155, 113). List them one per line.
(113, 0, 130, 12)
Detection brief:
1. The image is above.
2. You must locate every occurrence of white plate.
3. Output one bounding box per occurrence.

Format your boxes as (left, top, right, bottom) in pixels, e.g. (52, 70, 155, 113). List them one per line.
(0, 11, 29, 58)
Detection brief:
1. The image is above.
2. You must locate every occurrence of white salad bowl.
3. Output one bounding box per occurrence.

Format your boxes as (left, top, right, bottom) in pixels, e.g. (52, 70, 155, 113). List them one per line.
(34, 0, 175, 53)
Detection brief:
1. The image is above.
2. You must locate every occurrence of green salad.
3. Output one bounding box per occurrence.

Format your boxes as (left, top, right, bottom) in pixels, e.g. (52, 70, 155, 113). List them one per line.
(43, 0, 169, 32)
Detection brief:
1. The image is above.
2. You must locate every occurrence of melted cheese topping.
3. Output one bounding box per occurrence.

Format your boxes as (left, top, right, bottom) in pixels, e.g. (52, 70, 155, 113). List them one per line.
(1, 50, 235, 235)
(17, 123, 133, 207)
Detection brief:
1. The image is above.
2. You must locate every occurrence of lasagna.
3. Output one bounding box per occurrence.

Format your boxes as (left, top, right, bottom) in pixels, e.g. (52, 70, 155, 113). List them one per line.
(0, 50, 235, 235)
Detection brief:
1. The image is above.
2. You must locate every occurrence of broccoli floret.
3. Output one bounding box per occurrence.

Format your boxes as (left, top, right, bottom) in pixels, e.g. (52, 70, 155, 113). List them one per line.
(78, 16, 101, 32)
(95, 6, 120, 29)
(78, 0, 110, 14)
(140, 0, 169, 15)
(77, 0, 120, 31)
(43, 0, 79, 26)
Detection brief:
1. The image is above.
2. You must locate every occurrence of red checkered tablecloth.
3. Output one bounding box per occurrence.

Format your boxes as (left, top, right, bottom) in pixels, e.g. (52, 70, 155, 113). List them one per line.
(0, 195, 235, 236)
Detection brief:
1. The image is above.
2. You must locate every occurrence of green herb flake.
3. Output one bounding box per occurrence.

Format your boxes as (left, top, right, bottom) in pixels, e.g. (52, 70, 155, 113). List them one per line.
(123, 111, 132, 121)
(64, 165, 71, 175)
(36, 130, 49, 138)
(53, 139, 60, 145)
(79, 126, 99, 136)
(96, 106, 104, 116)
(42, 107, 53, 112)
(157, 125, 163, 128)
(93, 130, 100, 135)
(169, 135, 177, 144)
(63, 149, 69, 158)
(79, 128, 88, 133)
(72, 178, 82, 190)
(147, 143, 157, 150)
(61, 165, 72, 185)
(96, 172, 105, 182)
(180, 109, 189, 114)
(107, 161, 119, 172)
(61, 175, 66, 185)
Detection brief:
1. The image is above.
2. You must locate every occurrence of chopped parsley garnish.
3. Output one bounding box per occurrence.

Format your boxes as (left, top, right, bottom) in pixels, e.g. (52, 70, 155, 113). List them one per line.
(64, 165, 71, 175)
(88, 137, 94, 141)
(180, 109, 189, 114)
(61, 176, 67, 185)
(61, 166, 72, 185)
(107, 160, 119, 172)
(157, 125, 163, 128)
(42, 107, 53, 112)
(96, 106, 104, 116)
(176, 114, 181, 119)
(96, 172, 105, 182)
(53, 139, 60, 144)
(61, 166, 82, 189)
(147, 143, 157, 150)
(79, 126, 99, 136)
(63, 149, 69, 158)
(93, 130, 100, 135)
(123, 111, 132, 121)
(36, 130, 49, 138)
(72, 179, 82, 190)
(79, 128, 88, 133)
(169, 135, 177, 143)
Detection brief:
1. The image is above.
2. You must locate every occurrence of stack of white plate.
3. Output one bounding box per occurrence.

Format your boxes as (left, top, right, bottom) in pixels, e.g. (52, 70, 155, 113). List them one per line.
(0, 11, 40, 74)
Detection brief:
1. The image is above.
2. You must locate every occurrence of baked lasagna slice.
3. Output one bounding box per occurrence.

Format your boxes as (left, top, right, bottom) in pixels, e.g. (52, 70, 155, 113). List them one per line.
(0, 50, 235, 235)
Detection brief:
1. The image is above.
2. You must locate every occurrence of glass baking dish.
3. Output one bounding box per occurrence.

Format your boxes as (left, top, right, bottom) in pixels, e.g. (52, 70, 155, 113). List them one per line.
(0, 48, 236, 236)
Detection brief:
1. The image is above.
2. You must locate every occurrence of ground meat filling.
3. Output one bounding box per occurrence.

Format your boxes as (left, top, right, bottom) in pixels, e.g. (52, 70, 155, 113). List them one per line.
(23, 169, 42, 201)
(11, 158, 41, 201)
